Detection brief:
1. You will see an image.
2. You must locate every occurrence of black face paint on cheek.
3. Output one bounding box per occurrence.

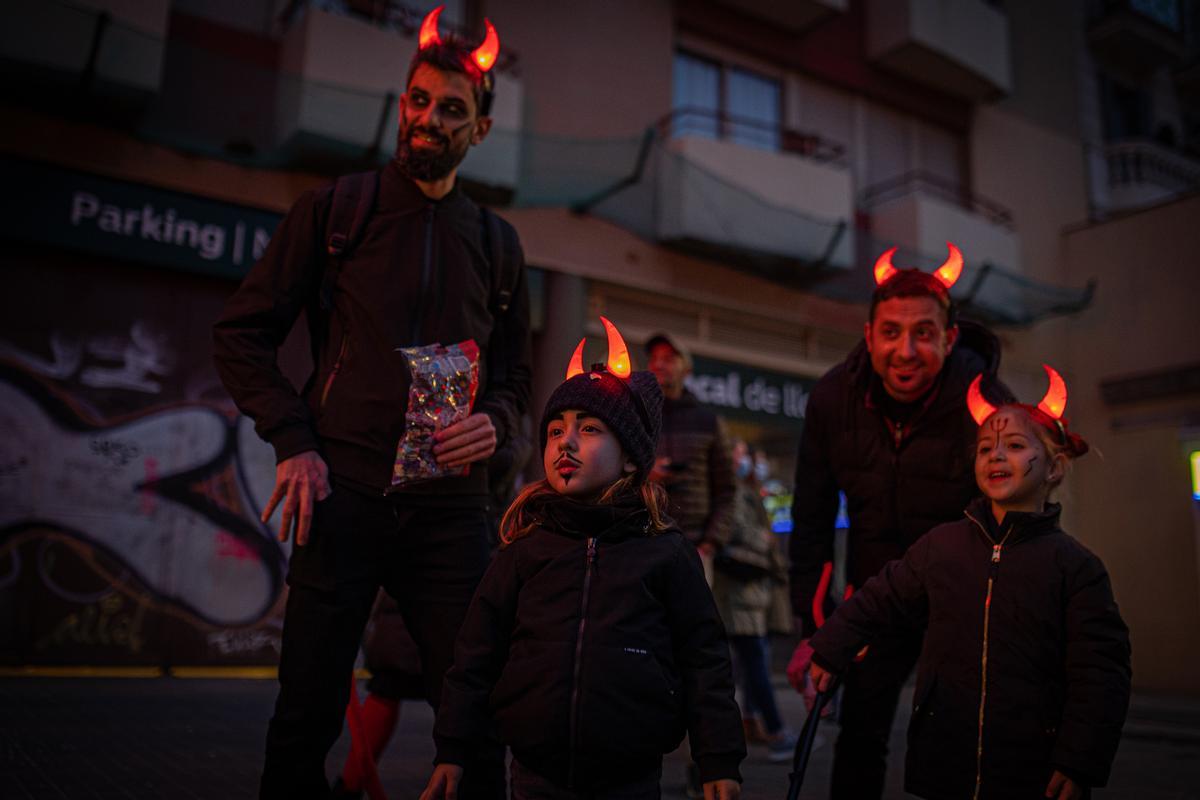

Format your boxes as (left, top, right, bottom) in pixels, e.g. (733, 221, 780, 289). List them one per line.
(447, 121, 472, 136)
(1023, 455, 1038, 477)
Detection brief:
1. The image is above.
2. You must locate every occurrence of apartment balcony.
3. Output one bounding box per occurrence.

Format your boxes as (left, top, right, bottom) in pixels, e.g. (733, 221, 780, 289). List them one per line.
(0, 0, 169, 108)
(654, 133, 853, 276)
(862, 172, 1028, 316)
(1105, 140, 1200, 212)
(276, 5, 523, 190)
(714, 0, 846, 33)
(1087, 0, 1192, 78)
(865, 0, 1011, 101)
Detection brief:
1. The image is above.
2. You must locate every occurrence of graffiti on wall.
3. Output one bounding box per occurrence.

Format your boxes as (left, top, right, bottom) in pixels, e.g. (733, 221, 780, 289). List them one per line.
(0, 321, 294, 666)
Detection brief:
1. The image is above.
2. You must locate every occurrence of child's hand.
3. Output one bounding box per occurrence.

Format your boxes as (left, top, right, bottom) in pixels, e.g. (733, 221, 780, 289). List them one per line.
(809, 661, 836, 693)
(419, 764, 464, 800)
(702, 778, 741, 800)
(1045, 770, 1083, 799)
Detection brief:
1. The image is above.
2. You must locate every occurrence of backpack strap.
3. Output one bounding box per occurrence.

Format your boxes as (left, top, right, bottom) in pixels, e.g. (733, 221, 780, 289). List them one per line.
(320, 170, 379, 313)
(480, 206, 519, 315)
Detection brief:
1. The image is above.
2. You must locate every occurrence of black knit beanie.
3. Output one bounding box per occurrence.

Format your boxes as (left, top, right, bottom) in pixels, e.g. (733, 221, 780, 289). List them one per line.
(539, 369, 664, 480)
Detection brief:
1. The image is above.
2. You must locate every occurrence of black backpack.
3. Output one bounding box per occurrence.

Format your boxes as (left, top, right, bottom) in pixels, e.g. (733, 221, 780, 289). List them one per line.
(318, 170, 520, 317)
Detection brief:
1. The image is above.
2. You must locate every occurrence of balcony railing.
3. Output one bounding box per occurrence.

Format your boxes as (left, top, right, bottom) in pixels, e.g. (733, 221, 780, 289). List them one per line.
(666, 107, 846, 164)
(1106, 140, 1200, 191)
(860, 170, 1014, 229)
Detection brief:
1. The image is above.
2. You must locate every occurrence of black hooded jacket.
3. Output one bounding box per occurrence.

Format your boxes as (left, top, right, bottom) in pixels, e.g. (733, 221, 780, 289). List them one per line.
(434, 493, 745, 790)
(809, 498, 1132, 799)
(790, 320, 1011, 634)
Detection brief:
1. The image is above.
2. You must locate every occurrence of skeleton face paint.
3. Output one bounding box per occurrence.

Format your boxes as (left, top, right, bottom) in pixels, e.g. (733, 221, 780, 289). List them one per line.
(396, 64, 482, 182)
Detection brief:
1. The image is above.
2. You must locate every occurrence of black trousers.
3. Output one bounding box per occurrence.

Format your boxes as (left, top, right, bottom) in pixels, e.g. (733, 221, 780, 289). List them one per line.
(829, 628, 922, 800)
(260, 485, 504, 799)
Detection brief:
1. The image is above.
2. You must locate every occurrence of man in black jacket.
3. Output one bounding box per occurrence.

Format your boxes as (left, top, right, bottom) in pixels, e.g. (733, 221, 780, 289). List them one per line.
(645, 333, 737, 580)
(213, 17, 529, 800)
(788, 254, 1009, 799)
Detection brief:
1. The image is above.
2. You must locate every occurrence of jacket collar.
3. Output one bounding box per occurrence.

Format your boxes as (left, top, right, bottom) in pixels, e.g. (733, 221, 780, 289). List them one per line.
(529, 491, 653, 542)
(965, 496, 1062, 545)
(377, 159, 473, 216)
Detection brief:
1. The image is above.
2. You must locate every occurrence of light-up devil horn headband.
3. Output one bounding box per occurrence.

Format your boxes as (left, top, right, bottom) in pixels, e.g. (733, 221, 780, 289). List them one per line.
(1036, 364, 1068, 420)
(562, 317, 633, 381)
(967, 374, 997, 426)
(967, 364, 1070, 427)
(874, 242, 964, 289)
(418, 5, 501, 73)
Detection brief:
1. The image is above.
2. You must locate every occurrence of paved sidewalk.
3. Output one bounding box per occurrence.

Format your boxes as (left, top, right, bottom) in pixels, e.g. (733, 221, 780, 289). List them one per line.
(2, 676, 1198, 799)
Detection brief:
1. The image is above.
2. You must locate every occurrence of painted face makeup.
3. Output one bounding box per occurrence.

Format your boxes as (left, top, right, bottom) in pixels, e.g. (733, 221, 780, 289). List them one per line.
(396, 64, 481, 181)
(974, 408, 1056, 518)
(543, 410, 633, 500)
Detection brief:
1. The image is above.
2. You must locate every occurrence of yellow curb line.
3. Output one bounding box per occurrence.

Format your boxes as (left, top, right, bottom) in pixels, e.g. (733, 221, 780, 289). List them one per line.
(0, 666, 375, 680)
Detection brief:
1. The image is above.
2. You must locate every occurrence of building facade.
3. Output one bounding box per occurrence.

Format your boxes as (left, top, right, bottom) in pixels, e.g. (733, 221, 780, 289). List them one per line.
(1, 0, 1197, 692)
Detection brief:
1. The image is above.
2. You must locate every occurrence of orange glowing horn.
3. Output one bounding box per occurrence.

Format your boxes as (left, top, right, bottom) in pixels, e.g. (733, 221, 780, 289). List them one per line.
(471, 19, 500, 72)
(934, 242, 964, 289)
(565, 339, 586, 381)
(600, 316, 632, 379)
(1037, 364, 1068, 420)
(967, 374, 998, 426)
(418, 5, 443, 49)
(873, 247, 899, 286)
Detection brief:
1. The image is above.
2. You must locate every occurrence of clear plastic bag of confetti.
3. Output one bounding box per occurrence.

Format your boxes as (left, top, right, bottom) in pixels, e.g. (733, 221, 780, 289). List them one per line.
(388, 339, 480, 489)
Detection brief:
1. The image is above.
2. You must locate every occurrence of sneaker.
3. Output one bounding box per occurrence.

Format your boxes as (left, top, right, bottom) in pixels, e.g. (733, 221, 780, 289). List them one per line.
(765, 730, 799, 763)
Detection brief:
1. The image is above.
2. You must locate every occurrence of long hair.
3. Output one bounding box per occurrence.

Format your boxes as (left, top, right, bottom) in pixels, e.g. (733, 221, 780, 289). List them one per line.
(499, 477, 671, 547)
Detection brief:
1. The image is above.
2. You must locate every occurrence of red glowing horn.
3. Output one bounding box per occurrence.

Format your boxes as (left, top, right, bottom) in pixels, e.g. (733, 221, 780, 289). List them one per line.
(418, 5, 443, 49)
(600, 316, 632, 379)
(967, 374, 998, 426)
(471, 18, 500, 72)
(873, 247, 899, 286)
(1037, 364, 1068, 420)
(565, 339, 586, 381)
(934, 242, 964, 289)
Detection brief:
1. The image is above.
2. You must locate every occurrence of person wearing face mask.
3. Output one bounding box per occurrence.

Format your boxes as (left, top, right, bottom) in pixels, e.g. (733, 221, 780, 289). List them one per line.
(712, 440, 797, 763)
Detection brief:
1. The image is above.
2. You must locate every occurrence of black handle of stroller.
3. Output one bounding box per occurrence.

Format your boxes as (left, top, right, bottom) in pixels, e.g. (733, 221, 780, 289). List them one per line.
(784, 677, 840, 800)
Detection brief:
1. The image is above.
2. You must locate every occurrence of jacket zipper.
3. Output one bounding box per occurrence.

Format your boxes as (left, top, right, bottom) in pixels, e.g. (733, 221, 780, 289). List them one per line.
(411, 205, 435, 343)
(567, 536, 598, 789)
(965, 511, 1012, 800)
(319, 333, 349, 412)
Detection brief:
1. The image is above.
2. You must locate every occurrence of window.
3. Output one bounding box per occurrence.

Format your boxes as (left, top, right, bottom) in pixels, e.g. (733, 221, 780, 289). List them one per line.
(672, 51, 782, 152)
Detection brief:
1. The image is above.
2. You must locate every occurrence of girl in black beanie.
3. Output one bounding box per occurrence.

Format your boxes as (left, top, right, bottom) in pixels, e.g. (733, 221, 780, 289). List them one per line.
(422, 319, 745, 800)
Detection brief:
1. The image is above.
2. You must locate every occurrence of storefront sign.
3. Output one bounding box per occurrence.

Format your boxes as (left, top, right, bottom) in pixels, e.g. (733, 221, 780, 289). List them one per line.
(2, 156, 283, 279)
(685, 355, 815, 430)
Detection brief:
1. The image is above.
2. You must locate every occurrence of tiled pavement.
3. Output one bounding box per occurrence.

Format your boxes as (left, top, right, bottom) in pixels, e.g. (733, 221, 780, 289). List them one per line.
(2, 676, 1199, 799)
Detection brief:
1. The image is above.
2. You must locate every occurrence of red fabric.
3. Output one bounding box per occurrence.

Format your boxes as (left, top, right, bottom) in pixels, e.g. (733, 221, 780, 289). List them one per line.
(342, 689, 400, 795)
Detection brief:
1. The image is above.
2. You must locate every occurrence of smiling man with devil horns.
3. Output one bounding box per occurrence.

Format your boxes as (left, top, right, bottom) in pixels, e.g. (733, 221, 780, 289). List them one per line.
(785, 244, 1012, 800)
(213, 7, 528, 798)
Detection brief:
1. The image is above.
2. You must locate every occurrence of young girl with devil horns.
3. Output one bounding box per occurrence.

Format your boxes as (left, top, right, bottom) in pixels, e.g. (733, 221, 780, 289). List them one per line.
(808, 366, 1131, 800)
(421, 318, 746, 800)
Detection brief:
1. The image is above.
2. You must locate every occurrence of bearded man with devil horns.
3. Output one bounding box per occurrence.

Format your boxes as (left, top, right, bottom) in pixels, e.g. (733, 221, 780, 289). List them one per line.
(786, 244, 1012, 799)
(213, 8, 528, 798)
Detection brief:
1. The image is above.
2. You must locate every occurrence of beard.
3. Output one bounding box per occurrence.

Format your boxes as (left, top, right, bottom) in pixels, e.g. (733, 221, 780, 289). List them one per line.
(395, 123, 471, 182)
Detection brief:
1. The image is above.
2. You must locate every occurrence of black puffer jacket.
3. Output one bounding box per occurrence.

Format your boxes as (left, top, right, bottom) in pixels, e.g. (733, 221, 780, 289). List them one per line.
(810, 498, 1131, 799)
(790, 321, 1010, 633)
(434, 493, 745, 790)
